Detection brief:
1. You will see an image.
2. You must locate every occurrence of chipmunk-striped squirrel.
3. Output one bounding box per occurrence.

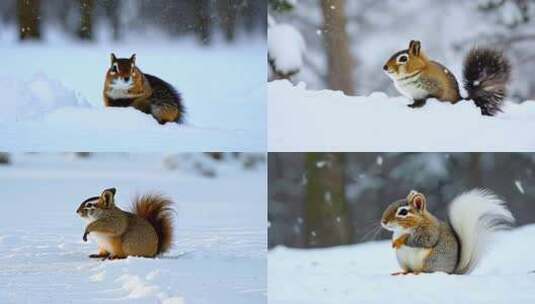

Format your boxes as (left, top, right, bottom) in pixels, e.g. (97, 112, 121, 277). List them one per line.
(103, 54, 185, 124)
(384, 40, 511, 116)
(381, 189, 514, 275)
(76, 188, 175, 259)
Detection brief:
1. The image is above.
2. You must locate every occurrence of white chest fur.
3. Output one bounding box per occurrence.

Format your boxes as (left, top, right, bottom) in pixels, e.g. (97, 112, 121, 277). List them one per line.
(91, 232, 117, 254)
(393, 74, 428, 100)
(106, 87, 132, 99)
(393, 232, 430, 272)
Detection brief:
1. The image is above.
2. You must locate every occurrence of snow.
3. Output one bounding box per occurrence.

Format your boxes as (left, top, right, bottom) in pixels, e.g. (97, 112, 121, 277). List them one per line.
(268, 80, 535, 151)
(268, 23, 306, 74)
(0, 33, 266, 151)
(0, 154, 266, 303)
(268, 225, 535, 304)
(515, 180, 525, 194)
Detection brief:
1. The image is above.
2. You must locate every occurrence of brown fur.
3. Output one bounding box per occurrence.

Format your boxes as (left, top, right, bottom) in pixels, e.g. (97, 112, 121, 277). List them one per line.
(384, 40, 461, 103)
(77, 188, 176, 259)
(103, 54, 152, 108)
(131, 194, 175, 255)
(103, 54, 184, 124)
(382, 191, 459, 274)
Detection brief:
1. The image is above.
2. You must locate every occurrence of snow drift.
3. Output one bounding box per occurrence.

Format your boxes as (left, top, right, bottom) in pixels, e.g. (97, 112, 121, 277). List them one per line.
(268, 80, 535, 151)
(268, 225, 535, 304)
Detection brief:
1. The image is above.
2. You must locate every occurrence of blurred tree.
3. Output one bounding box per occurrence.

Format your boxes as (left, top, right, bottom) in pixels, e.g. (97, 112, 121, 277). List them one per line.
(78, 0, 94, 40)
(194, 0, 212, 45)
(0, 153, 10, 165)
(268, 0, 295, 12)
(101, 0, 120, 41)
(18, 0, 41, 40)
(304, 153, 352, 247)
(320, 0, 354, 95)
(243, 0, 267, 35)
(268, 1, 305, 81)
(217, 0, 241, 42)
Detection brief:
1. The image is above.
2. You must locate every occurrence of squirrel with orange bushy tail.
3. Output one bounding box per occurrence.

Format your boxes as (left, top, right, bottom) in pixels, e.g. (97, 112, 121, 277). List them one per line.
(76, 188, 175, 259)
(384, 40, 511, 116)
(103, 53, 185, 124)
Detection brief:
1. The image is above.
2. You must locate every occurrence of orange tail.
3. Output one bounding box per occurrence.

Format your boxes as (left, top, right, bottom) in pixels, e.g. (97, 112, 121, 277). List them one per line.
(132, 193, 175, 255)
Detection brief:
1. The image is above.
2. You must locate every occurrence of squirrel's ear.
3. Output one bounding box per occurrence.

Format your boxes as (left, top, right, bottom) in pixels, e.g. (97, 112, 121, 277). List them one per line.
(408, 191, 426, 211)
(408, 40, 421, 56)
(111, 53, 117, 63)
(100, 188, 116, 207)
(130, 53, 136, 63)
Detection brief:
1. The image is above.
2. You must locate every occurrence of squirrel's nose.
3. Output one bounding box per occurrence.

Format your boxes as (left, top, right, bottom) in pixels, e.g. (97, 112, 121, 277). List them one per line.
(383, 65, 388, 71)
(124, 76, 130, 82)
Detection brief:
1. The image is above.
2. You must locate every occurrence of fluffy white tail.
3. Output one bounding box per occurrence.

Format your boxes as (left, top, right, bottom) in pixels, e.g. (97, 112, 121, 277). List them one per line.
(448, 189, 514, 274)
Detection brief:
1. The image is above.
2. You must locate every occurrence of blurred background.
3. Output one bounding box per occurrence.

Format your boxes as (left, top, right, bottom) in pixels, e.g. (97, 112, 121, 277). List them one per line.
(268, 0, 535, 101)
(268, 152, 535, 249)
(3, 0, 266, 44)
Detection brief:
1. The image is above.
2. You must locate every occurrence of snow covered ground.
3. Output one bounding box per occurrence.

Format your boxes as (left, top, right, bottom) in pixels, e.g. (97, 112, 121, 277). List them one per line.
(0, 154, 266, 303)
(268, 224, 535, 304)
(0, 30, 266, 152)
(268, 80, 535, 151)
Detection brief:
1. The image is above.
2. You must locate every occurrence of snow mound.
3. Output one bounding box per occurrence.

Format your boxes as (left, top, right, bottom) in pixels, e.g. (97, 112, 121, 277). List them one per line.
(268, 80, 535, 151)
(0, 75, 264, 151)
(268, 225, 535, 304)
(0, 74, 89, 122)
(268, 24, 306, 74)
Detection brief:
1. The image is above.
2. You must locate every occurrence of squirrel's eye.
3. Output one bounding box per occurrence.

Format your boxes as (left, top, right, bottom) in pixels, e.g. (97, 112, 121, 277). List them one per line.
(398, 55, 408, 63)
(111, 64, 118, 73)
(398, 208, 408, 216)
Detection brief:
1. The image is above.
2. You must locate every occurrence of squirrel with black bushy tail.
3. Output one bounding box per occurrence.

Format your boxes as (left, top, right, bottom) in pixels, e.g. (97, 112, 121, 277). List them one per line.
(103, 54, 185, 124)
(381, 189, 514, 275)
(384, 40, 511, 116)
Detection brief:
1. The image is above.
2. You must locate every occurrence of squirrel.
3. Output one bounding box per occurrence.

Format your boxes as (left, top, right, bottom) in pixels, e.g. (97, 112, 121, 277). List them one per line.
(383, 40, 511, 116)
(76, 187, 175, 259)
(103, 53, 186, 124)
(381, 189, 514, 275)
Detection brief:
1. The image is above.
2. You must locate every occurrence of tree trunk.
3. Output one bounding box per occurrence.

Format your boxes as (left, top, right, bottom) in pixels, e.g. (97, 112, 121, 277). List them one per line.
(78, 0, 95, 40)
(304, 153, 351, 247)
(17, 0, 41, 40)
(320, 0, 355, 95)
(468, 153, 482, 188)
(103, 0, 120, 41)
(218, 0, 240, 42)
(194, 0, 212, 45)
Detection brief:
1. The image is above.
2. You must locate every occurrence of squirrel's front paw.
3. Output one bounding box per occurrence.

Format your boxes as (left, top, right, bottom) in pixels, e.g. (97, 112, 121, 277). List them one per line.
(83, 231, 89, 242)
(392, 235, 407, 249)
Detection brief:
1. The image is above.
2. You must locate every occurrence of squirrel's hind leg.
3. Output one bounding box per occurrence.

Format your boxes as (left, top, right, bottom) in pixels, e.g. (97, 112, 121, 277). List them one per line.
(151, 103, 181, 125)
(408, 99, 427, 108)
(89, 248, 110, 258)
(391, 271, 421, 276)
(105, 255, 127, 261)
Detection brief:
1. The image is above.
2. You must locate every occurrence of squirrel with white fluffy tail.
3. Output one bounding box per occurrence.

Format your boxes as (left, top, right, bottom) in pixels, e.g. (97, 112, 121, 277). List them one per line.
(381, 189, 514, 275)
(384, 40, 511, 116)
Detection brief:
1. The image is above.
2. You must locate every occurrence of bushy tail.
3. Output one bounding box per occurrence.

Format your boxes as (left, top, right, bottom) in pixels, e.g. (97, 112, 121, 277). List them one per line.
(132, 193, 175, 255)
(463, 48, 511, 116)
(145, 73, 185, 124)
(448, 189, 514, 274)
